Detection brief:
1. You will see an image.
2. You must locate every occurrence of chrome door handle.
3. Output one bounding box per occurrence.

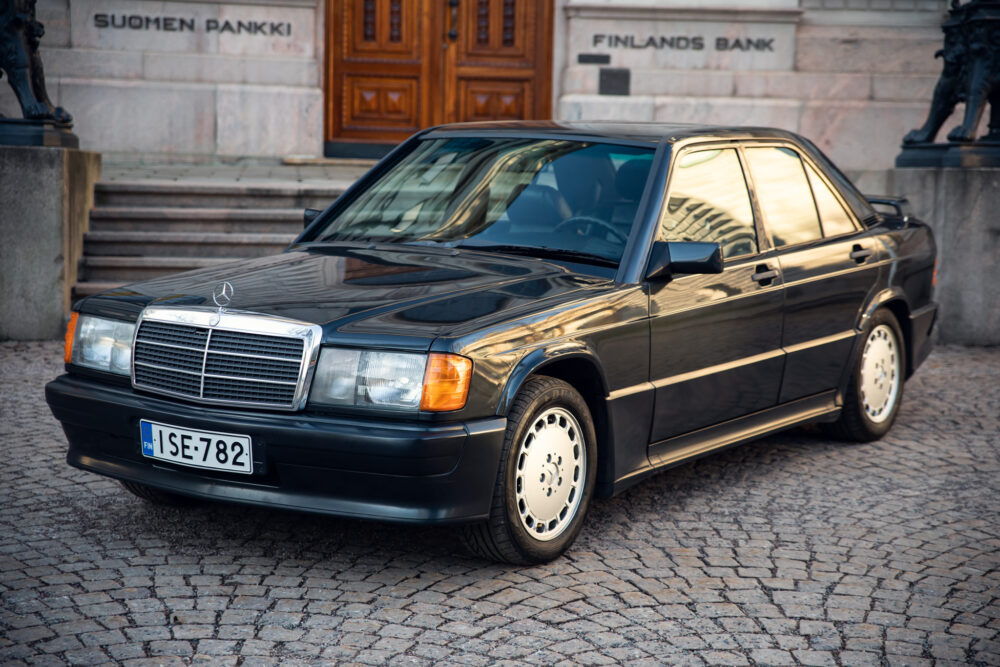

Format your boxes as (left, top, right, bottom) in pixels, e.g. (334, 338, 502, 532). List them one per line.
(850, 244, 873, 263)
(752, 265, 779, 286)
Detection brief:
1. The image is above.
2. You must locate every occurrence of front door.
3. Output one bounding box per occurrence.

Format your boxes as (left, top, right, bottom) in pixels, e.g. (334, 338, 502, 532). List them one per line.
(646, 146, 786, 461)
(325, 0, 553, 154)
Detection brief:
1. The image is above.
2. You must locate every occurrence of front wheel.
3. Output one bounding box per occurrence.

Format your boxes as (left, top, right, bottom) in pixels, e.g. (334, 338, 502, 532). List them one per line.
(829, 308, 906, 442)
(461, 376, 597, 564)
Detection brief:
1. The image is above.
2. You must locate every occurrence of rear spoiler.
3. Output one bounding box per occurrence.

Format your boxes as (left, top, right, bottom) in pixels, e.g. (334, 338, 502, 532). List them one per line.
(865, 195, 909, 217)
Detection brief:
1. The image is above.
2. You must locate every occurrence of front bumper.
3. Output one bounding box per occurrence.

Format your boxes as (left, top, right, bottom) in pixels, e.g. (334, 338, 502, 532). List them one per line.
(46, 374, 506, 524)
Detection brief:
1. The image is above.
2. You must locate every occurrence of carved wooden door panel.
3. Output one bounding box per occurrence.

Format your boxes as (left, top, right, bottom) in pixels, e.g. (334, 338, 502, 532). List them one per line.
(326, 0, 439, 148)
(443, 0, 553, 124)
(325, 0, 552, 151)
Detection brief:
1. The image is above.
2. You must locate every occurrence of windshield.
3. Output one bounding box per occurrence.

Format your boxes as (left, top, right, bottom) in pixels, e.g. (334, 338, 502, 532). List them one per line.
(310, 137, 656, 264)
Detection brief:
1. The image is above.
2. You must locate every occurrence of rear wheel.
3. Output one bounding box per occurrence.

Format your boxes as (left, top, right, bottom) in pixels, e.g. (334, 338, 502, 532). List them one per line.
(461, 376, 597, 564)
(120, 480, 196, 507)
(829, 308, 906, 441)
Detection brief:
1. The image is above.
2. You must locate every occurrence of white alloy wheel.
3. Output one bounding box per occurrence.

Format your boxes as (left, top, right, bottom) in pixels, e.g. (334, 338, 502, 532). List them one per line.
(859, 324, 902, 424)
(514, 406, 586, 541)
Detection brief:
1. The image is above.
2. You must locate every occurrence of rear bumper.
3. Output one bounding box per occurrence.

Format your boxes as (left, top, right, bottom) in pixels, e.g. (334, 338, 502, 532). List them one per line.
(46, 374, 506, 524)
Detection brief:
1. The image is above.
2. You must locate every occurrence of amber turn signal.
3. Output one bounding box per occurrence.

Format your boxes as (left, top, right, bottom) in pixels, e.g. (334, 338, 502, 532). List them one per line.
(420, 353, 472, 412)
(63, 312, 79, 364)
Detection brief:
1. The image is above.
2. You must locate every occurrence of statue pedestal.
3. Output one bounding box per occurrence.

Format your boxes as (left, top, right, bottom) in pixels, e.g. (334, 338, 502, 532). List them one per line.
(897, 141, 1000, 168)
(0, 146, 100, 340)
(895, 143, 949, 168)
(888, 167, 1000, 345)
(896, 139, 1000, 168)
(0, 119, 79, 149)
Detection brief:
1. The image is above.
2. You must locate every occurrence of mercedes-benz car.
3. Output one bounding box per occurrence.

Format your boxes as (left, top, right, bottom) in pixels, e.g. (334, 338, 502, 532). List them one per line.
(46, 122, 938, 563)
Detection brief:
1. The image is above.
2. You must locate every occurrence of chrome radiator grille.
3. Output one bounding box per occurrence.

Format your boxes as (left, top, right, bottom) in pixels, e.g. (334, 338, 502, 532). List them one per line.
(132, 309, 320, 410)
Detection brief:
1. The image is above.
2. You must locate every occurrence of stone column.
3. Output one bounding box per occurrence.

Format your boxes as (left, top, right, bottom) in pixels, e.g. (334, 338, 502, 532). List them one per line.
(0, 146, 101, 340)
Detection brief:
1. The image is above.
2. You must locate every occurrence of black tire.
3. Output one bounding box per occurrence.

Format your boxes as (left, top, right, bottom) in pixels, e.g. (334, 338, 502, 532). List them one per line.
(460, 376, 597, 564)
(828, 308, 907, 442)
(120, 480, 197, 507)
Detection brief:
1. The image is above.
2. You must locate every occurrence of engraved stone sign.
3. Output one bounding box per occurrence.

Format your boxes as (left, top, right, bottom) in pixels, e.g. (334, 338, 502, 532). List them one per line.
(70, 0, 314, 57)
(566, 6, 799, 72)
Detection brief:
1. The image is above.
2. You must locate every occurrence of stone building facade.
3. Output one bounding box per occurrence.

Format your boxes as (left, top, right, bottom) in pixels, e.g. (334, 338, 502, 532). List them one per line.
(0, 0, 325, 160)
(1, 0, 952, 169)
(556, 0, 949, 172)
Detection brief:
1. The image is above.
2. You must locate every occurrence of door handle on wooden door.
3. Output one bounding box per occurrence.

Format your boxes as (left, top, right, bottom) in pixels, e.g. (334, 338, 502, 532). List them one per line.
(448, 0, 459, 41)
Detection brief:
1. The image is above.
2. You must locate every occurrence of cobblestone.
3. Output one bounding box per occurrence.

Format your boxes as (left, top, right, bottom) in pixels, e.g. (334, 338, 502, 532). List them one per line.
(2, 342, 999, 664)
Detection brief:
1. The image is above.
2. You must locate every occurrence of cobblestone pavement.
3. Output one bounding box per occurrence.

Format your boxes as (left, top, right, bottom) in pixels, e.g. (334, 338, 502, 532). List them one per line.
(2, 341, 999, 666)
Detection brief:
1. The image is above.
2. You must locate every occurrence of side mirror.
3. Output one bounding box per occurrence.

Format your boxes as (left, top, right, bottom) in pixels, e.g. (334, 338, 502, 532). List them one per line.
(645, 241, 724, 281)
(303, 208, 322, 228)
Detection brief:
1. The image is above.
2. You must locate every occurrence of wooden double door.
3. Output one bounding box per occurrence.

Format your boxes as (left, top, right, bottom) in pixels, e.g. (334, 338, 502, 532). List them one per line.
(325, 0, 554, 152)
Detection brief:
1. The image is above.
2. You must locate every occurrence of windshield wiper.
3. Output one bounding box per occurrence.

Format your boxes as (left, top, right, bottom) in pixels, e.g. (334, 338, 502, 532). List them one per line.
(458, 244, 618, 267)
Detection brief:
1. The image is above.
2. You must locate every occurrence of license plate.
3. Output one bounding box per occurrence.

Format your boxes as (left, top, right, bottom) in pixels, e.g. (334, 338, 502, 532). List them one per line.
(140, 420, 253, 474)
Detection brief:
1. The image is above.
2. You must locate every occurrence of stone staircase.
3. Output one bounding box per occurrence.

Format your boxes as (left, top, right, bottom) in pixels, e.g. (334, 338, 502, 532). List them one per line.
(75, 163, 372, 298)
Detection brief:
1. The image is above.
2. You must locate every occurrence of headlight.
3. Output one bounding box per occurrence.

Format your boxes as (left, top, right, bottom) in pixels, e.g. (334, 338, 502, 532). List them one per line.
(309, 348, 472, 412)
(67, 313, 135, 376)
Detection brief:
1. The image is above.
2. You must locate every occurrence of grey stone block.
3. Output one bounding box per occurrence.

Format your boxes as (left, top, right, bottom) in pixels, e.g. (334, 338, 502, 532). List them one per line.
(0, 88, 21, 117)
(653, 96, 801, 130)
(735, 72, 872, 100)
(558, 94, 655, 122)
(872, 75, 939, 102)
(561, 66, 599, 96)
(217, 4, 317, 58)
(42, 48, 143, 80)
(141, 53, 318, 87)
(69, 0, 220, 54)
(59, 80, 216, 154)
(0, 146, 100, 340)
(37, 0, 71, 48)
(795, 26, 941, 74)
(633, 70, 735, 97)
(215, 85, 321, 156)
(239, 58, 318, 87)
(799, 100, 928, 171)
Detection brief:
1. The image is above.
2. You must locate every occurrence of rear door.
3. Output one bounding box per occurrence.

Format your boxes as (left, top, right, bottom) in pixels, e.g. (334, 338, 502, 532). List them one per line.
(647, 146, 785, 461)
(742, 145, 880, 403)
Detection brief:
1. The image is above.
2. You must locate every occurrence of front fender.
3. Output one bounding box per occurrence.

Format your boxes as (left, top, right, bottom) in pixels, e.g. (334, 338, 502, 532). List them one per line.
(496, 344, 608, 417)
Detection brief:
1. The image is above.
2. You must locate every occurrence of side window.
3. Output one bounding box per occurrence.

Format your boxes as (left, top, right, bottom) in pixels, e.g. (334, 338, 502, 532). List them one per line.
(660, 148, 758, 258)
(745, 147, 822, 248)
(805, 161, 858, 237)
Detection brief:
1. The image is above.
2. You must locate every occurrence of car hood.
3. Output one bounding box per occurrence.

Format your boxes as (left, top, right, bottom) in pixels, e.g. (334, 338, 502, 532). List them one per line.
(80, 245, 609, 347)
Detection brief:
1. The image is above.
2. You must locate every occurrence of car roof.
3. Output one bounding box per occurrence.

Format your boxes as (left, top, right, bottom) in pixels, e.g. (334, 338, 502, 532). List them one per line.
(422, 120, 804, 146)
(421, 120, 877, 225)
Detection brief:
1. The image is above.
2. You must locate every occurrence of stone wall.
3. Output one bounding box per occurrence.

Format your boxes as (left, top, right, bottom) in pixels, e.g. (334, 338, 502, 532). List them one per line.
(557, 0, 959, 172)
(0, 0, 323, 161)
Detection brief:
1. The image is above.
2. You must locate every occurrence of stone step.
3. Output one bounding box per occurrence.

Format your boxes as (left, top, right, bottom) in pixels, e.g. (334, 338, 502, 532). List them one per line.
(73, 281, 126, 298)
(88, 207, 310, 233)
(81, 256, 238, 282)
(95, 180, 349, 209)
(83, 231, 297, 258)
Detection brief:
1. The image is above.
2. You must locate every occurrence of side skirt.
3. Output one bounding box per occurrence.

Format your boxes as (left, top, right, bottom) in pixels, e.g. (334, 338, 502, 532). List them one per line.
(612, 390, 841, 495)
